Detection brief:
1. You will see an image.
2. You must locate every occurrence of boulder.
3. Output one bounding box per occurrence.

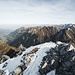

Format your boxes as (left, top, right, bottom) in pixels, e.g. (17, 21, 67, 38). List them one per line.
(0, 55, 10, 63)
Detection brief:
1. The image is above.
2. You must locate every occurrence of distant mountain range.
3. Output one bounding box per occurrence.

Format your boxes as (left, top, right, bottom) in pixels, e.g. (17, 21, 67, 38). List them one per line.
(5, 24, 75, 48)
(8, 26, 58, 48)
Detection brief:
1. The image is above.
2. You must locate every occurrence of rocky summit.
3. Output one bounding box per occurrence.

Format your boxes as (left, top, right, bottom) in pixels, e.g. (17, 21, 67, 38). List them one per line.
(0, 42, 75, 75)
(5, 24, 75, 48)
(0, 24, 75, 75)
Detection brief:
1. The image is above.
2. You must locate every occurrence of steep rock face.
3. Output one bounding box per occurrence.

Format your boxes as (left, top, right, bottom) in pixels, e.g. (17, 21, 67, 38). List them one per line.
(52, 29, 70, 42)
(66, 26, 75, 46)
(52, 26, 75, 46)
(9, 26, 59, 48)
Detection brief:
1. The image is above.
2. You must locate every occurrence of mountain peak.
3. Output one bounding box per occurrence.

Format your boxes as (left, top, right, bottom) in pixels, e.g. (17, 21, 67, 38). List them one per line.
(62, 24, 73, 29)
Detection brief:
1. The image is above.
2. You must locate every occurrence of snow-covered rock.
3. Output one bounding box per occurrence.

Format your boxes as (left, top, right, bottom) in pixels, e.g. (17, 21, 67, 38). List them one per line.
(62, 24, 73, 29)
(47, 70, 55, 75)
(0, 42, 56, 75)
(0, 41, 75, 75)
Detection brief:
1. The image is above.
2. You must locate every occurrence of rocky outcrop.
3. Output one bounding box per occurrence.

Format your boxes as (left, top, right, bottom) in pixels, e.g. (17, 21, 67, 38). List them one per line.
(52, 26, 75, 45)
(6, 47, 39, 75)
(18, 44, 26, 51)
(0, 55, 10, 63)
(0, 40, 16, 58)
(9, 64, 27, 75)
(5, 49, 17, 58)
(0, 44, 26, 63)
(16, 44, 26, 55)
(39, 43, 75, 75)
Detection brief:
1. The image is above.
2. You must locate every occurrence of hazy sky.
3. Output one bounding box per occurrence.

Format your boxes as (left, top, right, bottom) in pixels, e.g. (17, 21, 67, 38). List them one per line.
(0, 0, 75, 29)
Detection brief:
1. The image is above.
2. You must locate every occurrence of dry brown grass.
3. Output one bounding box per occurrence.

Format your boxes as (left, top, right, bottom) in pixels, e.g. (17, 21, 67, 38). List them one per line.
(0, 40, 17, 57)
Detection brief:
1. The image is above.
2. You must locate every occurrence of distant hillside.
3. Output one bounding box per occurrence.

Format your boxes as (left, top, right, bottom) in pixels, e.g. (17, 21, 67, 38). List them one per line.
(6, 27, 26, 44)
(0, 29, 11, 36)
(0, 29, 12, 42)
(8, 26, 59, 48)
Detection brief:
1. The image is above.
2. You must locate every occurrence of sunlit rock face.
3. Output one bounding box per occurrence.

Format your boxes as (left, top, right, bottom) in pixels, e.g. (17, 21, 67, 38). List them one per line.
(9, 26, 59, 48)
(6, 24, 75, 48)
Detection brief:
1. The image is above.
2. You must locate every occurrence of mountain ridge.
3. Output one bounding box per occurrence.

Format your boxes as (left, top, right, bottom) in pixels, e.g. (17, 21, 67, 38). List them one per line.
(6, 24, 75, 48)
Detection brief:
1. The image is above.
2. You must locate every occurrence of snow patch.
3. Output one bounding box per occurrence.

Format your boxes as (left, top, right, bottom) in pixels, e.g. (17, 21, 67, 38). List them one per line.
(47, 70, 55, 75)
(0, 42, 56, 75)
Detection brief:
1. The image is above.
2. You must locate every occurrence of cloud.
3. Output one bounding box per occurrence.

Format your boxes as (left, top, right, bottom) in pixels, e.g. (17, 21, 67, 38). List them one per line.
(0, 0, 75, 29)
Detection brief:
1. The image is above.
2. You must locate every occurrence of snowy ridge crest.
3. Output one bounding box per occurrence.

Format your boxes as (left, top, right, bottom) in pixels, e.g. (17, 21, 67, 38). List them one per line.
(0, 42, 75, 75)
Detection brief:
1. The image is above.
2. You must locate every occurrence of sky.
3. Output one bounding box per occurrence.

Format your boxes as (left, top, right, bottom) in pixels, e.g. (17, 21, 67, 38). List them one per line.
(0, 0, 75, 29)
